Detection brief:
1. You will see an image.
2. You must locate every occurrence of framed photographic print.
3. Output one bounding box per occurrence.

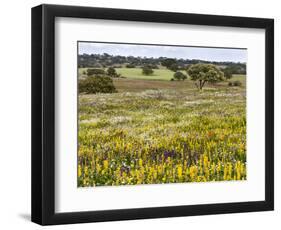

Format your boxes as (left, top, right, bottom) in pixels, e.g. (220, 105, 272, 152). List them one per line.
(31, 4, 274, 225)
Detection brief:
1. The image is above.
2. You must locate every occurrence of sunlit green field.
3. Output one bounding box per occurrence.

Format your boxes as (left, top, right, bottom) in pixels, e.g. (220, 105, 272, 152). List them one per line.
(78, 68, 247, 187)
(117, 68, 176, 80)
(79, 67, 184, 81)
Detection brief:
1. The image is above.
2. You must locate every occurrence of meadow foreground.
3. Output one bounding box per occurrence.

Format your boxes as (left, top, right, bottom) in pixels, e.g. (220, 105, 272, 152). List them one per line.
(78, 76, 246, 186)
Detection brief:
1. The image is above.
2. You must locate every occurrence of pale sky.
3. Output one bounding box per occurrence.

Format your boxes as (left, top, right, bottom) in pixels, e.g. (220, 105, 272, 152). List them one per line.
(78, 42, 247, 63)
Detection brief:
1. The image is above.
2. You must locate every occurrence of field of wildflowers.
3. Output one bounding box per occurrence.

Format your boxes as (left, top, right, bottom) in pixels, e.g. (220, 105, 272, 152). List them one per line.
(78, 76, 246, 187)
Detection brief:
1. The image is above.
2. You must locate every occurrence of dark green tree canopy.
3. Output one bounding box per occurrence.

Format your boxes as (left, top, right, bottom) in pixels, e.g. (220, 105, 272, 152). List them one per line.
(87, 68, 105, 76)
(79, 76, 117, 94)
(161, 58, 178, 71)
(142, 66, 154, 75)
(79, 53, 246, 74)
(173, 71, 187, 81)
(187, 64, 225, 90)
(221, 67, 233, 79)
(106, 67, 117, 77)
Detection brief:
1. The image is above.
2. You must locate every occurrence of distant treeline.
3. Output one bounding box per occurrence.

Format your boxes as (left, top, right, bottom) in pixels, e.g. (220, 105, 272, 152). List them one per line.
(78, 53, 246, 74)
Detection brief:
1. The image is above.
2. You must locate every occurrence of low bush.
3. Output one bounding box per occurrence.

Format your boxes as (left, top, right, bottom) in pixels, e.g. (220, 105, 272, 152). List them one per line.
(79, 76, 117, 94)
(228, 80, 242, 87)
(142, 66, 154, 75)
(126, 63, 136, 68)
(173, 71, 187, 81)
(87, 68, 105, 76)
(107, 67, 119, 77)
(233, 80, 242, 86)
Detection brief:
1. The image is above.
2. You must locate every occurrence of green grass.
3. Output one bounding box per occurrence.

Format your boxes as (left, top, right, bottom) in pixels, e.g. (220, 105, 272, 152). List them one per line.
(79, 67, 179, 81)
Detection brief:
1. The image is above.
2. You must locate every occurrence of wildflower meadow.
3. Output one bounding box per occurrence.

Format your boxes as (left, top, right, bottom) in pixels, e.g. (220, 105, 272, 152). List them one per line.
(77, 43, 247, 187)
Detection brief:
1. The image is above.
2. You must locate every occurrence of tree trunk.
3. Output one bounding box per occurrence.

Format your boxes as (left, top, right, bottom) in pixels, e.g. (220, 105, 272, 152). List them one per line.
(201, 80, 206, 89)
(199, 80, 206, 90)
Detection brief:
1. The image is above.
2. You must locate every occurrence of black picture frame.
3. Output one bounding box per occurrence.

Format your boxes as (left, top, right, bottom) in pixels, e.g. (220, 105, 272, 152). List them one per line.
(31, 4, 274, 225)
